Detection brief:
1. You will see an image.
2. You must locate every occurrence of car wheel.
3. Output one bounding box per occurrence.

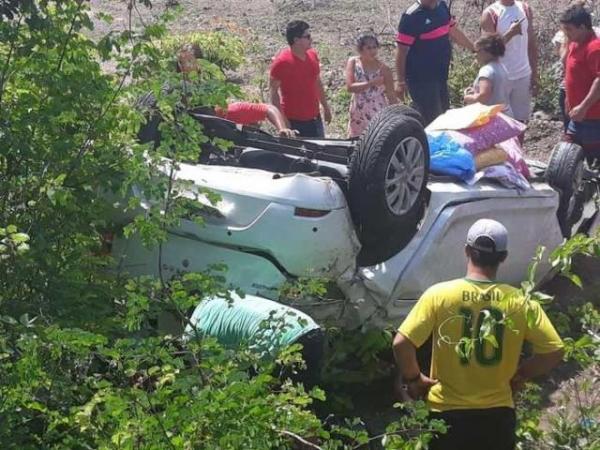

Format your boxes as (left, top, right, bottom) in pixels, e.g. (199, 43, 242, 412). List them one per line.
(349, 108, 430, 266)
(375, 104, 425, 127)
(546, 142, 585, 238)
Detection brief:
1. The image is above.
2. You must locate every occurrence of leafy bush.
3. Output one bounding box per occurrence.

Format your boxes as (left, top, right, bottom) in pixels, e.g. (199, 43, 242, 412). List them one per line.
(2, 1, 598, 448)
(0, 2, 447, 449)
(162, 31, 246, 71)
(447, 51, 479, 109)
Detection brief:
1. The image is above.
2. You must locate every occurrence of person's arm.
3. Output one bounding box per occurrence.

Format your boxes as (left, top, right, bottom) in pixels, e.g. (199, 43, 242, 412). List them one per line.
(513, 302, 565, 392)
(570, 77, 600, 121)
(382, 65, 398, 105)
(265, 104, 296, 137)
(393, 333, 438, 400)
(449, 24, 475, 52)
(526, 4, 539, 95)
(395, 13, 417, 98)
(464, 77, 493, 105)
(480, 9, 498, 35)
(560, 41, 569, 65)
(269, 77, 282, 111)
(317, 76, 332, 124)
(395, 45, 409, 98)
(481, 9, 522, 44)
(345, 57, 382, 93)
(510, 349, 564, 392)
(392, 290, 438, 400)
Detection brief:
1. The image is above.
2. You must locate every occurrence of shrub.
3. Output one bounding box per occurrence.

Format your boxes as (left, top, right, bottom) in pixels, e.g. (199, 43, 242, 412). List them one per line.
(162, 31, 246, 71)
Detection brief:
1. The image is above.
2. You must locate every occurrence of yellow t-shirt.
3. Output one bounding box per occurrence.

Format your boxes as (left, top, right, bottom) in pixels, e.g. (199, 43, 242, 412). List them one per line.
(398, 278, 563, 412)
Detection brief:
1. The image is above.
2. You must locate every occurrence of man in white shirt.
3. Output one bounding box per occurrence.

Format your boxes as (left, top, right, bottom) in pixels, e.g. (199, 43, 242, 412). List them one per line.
(481, 1, 538, 123)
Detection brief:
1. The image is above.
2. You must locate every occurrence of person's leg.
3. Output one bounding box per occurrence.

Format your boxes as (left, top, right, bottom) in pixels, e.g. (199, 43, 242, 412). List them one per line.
(313, 116, 325, 138)
(439, 81, 450, 115)
(408, 81, 442, 126)
(428, 410, 477, 450)
(289, 118, 323, 138)
(482, 408, 517, 450)
(509, 75, 533, 123)
(289, 119, 312, 137)
(430, 408, 516, 450)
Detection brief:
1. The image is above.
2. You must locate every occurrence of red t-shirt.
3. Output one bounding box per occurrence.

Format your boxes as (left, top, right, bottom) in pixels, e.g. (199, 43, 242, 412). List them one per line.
(566, 36, 600, 120)
(269, 48, 320, 121)
(218, 102, 269, 125)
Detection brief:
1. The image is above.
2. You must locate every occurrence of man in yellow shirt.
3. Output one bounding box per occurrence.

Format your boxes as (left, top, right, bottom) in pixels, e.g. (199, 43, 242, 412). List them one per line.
(393, 219, 564, 450)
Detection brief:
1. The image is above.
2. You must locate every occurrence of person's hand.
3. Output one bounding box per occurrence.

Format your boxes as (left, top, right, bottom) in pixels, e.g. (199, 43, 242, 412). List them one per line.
(463, 87, 475, 105)
(394, 375, 413, 402)
(404, 373, 439, 401)
(570, 103, 588, 122)
(278, 128, 298, 138)
(370, 75, 385, 87)
(506, 20, 523, 40)
(395, 81, 407, 99)
(322, 104, 332, 124)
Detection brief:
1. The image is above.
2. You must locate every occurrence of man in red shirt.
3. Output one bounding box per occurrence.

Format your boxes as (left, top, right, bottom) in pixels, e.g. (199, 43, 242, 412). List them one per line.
(178, 46, 295, 137)
(213, 102, 295, 137)
(561, 4, 600, 154)
(269, 20, 332, 138)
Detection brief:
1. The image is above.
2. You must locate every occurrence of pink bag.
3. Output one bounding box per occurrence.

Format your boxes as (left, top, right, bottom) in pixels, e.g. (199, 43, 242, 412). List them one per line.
(430, 114, 529, 178)
(440, 113, 527, 153)
(496, 137, 531, 179)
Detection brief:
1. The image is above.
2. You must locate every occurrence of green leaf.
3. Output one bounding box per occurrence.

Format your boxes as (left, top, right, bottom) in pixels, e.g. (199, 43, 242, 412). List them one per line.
(11, 233, 29, 244)
(484, 334, 499, 348)
(567, 273, 583, 289)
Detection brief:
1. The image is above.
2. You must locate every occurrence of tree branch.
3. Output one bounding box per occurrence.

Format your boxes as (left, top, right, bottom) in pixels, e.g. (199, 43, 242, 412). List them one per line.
(276, 429, 323, 450)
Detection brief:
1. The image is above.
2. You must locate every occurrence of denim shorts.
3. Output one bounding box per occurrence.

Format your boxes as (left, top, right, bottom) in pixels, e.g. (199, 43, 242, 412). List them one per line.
(567, 119, 600, 155)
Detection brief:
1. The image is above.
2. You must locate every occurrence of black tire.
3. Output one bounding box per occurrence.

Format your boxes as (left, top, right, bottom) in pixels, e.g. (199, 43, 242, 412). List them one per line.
(375, 104, 425, 127)
(349, 112, 430, 266)
(546, 142, 585, 238)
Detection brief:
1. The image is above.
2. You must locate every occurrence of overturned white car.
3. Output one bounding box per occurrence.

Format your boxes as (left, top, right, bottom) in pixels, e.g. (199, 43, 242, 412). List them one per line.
(112, 106, 600, 330)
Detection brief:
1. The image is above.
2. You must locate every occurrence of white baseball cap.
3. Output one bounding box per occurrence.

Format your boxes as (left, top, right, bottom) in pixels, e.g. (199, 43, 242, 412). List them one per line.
(466, 219, 508, 253)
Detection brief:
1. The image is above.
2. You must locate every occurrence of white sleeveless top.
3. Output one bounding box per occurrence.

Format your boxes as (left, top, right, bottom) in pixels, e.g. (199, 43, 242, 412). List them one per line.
(486, 1, 531, 80)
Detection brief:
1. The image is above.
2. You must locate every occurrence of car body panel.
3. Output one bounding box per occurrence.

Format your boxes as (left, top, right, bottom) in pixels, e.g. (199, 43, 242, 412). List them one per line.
(112, 159, 583, 331)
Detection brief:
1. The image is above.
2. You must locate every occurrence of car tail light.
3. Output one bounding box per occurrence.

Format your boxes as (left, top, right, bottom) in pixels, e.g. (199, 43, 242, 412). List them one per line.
(294, 208, 330, 218)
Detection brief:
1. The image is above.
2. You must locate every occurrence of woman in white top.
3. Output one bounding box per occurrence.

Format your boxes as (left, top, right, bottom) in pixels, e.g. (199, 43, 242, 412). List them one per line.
(464, 34, 514, 118)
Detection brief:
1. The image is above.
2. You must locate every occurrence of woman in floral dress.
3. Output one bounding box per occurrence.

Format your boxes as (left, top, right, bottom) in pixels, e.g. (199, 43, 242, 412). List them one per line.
(346, 34, 397, 138)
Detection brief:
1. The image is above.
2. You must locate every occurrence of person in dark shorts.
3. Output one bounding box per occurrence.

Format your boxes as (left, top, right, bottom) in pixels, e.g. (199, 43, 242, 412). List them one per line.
(185, 293, 325, 387)
(560, 4, 600, 160)
(395, 0, 475, 125)
(393, 219, 564, 450)
(269, 20, 332, 137)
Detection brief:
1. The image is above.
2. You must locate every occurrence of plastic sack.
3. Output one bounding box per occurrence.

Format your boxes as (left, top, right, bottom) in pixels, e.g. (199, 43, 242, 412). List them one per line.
(426, 103, 505, 131)
(433, 113, 526, 153)
(474, 163, 531, 190)
(497, 137, 531, 178)
(427, 132, 476, 181)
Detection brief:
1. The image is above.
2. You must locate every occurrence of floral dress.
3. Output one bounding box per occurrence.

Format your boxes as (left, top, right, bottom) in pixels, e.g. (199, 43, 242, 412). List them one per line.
(347, 57, 388, 138)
